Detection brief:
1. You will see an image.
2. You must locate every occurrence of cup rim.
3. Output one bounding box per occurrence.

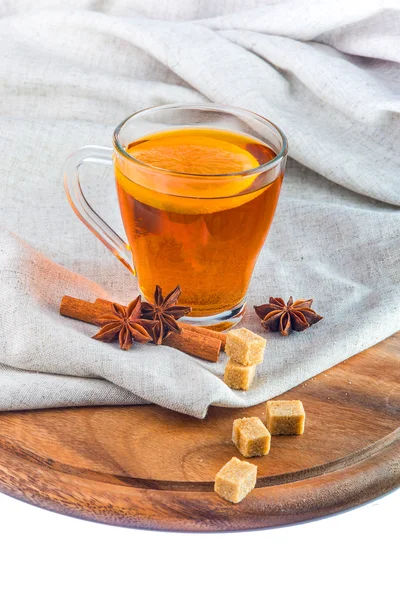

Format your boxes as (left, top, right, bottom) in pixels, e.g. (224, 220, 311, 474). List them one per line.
(113, 103, 288, 178)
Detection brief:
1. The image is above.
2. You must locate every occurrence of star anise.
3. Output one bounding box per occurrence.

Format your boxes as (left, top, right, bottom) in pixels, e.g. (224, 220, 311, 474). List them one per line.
(93, 296, 155, 350)
(254, 296, 323, 336)
(141, 285, 191, 344)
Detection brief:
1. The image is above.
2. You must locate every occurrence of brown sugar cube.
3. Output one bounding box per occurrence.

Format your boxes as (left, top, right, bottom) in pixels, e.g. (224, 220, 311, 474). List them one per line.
(232, 417, 271, 458)
(214, 457, 257, 504)
(224, 359, 256, 391)
(225, 328, 266, 366)
(266, 400, 305, 435)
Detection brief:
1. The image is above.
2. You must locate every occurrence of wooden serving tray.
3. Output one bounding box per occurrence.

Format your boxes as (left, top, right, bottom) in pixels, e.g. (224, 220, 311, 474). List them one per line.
(0, 334, 398, 532)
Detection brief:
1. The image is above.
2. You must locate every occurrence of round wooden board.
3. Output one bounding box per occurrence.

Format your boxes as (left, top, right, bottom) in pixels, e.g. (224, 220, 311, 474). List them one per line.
(0, 334, 399, 532)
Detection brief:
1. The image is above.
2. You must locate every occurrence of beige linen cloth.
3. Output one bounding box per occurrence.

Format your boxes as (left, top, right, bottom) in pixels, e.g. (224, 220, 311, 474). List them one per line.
(0, 0, 399, 417)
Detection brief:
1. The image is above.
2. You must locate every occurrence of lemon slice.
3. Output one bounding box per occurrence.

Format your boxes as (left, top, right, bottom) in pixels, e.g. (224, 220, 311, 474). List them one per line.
(115, 129, 262, 214)
(132, 135, 259, 175)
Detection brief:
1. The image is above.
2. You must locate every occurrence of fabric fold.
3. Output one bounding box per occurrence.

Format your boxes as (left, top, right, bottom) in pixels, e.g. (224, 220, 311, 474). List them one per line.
(0, 1, 399, 417)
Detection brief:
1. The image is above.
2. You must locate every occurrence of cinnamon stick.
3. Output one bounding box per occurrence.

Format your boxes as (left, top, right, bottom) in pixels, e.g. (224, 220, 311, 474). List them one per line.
(163, 330, 221, 362)
(60, 296, 105, 325)
(94, 298, 227, 349)
(180, 322, 226, 350)
(94, 298, 115, 311)
(60, 296, 221, 362)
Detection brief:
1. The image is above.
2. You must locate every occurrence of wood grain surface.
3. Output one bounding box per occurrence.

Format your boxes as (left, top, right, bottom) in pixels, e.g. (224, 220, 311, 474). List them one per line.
(0, 334, 398, 532)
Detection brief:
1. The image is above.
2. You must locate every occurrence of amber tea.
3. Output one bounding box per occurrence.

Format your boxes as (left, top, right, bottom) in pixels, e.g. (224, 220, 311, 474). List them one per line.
(115, 128, 283, 317)
(64, 104, 287, 327)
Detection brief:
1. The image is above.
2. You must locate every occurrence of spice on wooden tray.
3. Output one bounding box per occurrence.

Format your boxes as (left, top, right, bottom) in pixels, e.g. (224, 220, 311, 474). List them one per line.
(254, 296, 323, 336)
(232, 417, 271, 458)
(214, 457, 257, 504)
(266, 400, 305, 435)
(225, 327, 266, 366)
(224, 359, 256, 390)
(60, 295, 223, 362)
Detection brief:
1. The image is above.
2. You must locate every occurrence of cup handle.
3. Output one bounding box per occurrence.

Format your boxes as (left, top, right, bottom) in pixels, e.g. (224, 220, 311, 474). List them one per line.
(63, 145, 134, 274)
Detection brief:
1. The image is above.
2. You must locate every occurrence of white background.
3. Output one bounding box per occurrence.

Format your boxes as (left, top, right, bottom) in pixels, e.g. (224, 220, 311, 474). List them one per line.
(0, 488, 397, 599)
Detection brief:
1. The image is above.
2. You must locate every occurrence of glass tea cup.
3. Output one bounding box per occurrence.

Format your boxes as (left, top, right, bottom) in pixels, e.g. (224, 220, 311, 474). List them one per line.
(64, 104, 288, 328)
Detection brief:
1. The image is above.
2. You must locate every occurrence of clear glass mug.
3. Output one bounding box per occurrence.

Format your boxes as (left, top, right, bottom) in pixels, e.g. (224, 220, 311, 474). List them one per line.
(64, 104, 288, 328)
